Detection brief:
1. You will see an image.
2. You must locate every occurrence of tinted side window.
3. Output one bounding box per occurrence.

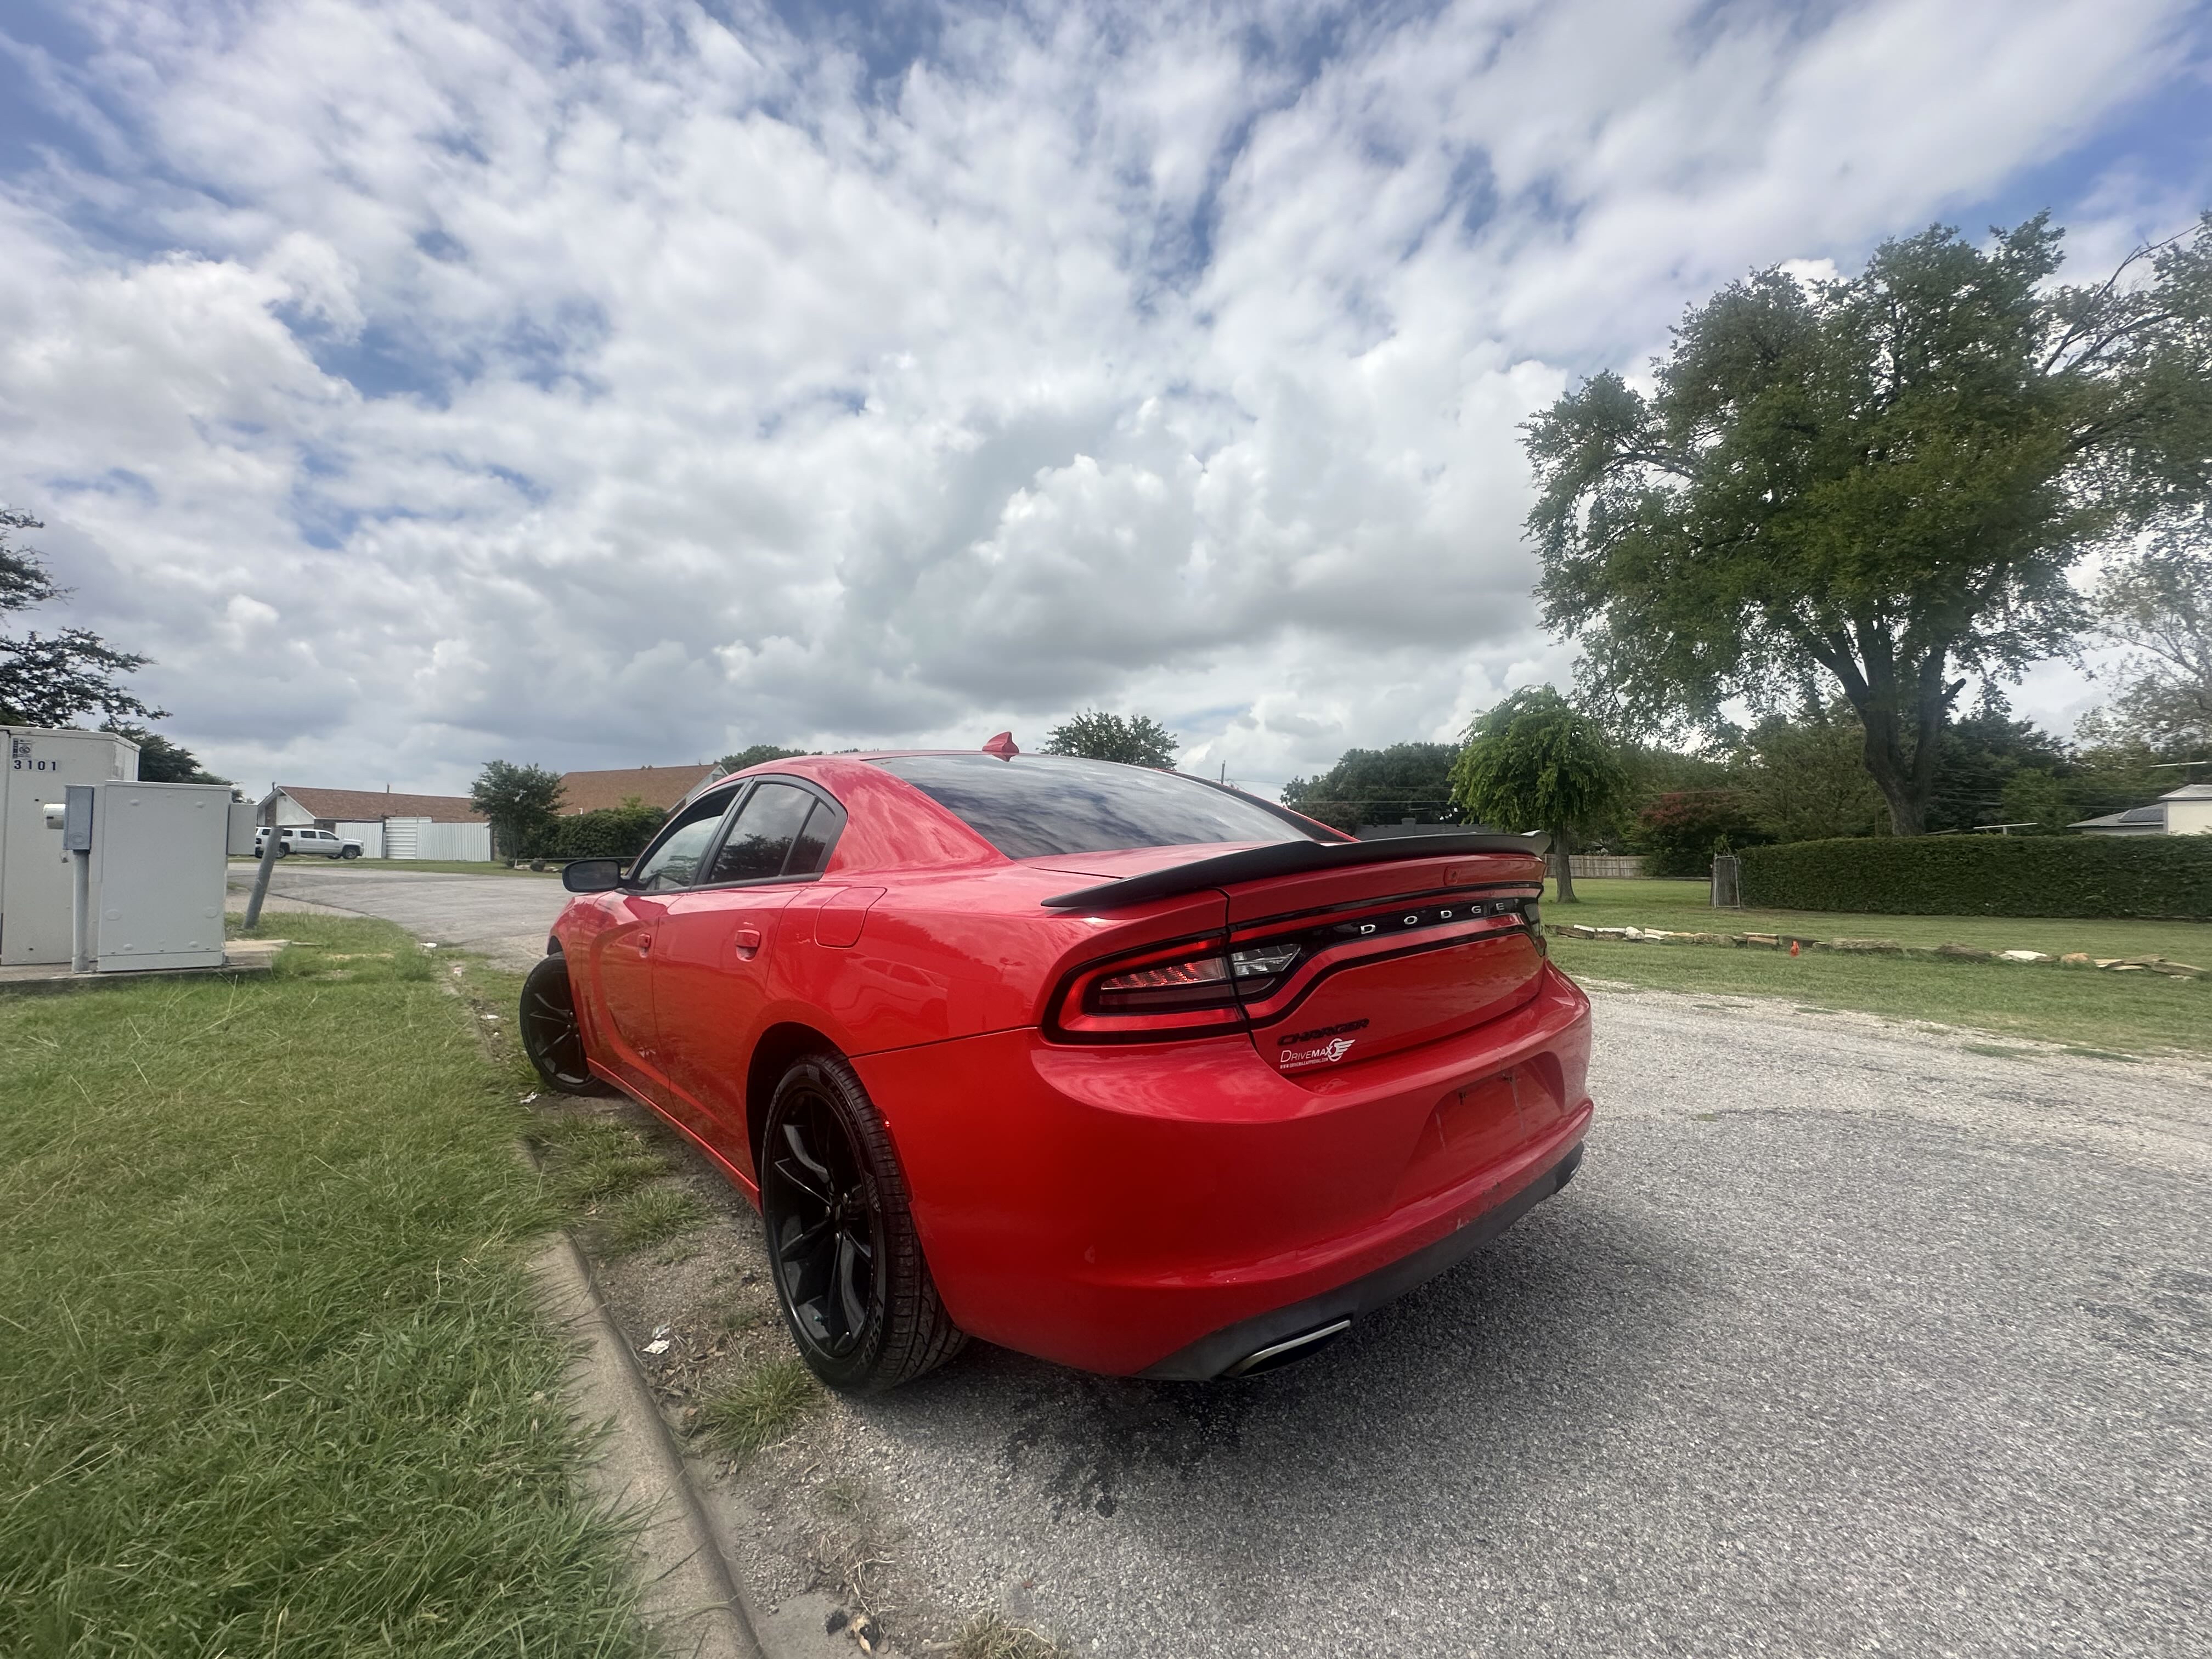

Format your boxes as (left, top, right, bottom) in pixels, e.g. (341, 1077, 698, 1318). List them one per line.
(786, 802, 834, 876)
(708, 783, 816, 882)
(876, 754, 1317, 860)
(630, 790, 737, 891)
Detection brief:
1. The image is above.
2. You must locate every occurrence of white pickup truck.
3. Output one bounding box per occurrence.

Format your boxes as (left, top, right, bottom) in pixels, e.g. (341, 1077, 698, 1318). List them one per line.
(253, 826, 364, 859)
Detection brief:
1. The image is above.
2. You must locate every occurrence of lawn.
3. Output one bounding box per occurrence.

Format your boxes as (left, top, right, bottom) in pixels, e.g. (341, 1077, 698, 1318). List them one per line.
(1548, 878, 2212, 1056)
(0, 915, 651, 1656)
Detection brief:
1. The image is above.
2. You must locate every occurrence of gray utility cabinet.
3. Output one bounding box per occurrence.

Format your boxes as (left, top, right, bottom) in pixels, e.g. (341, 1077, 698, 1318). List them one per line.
(80, 780, 257, 972)
(1, 726, 138, 966)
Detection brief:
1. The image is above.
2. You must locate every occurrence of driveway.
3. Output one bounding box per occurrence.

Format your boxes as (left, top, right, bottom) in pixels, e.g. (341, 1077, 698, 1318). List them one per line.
(718, 983, 2209, 1658)
(224, 862, 567, 970)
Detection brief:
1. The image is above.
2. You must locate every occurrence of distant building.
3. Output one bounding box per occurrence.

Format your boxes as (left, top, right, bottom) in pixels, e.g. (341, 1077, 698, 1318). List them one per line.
(256, 785, 492, 861)
(557, 763, 725, 815)
(2071, 783, 2212, 837)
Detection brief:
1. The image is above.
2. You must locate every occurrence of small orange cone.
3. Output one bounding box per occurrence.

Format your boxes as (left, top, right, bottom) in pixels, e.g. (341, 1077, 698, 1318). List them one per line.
(1789, 939, 1801, 956)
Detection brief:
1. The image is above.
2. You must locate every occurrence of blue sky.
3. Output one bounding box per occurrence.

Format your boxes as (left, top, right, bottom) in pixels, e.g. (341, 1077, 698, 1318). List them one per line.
(1, 0, 2207, 794)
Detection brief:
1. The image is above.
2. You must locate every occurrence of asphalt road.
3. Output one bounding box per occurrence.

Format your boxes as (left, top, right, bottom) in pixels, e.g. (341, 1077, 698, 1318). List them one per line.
(235, 865, 2210, 1655)
(223, 861, 568, 969)
(843, 989, 2210, 1658)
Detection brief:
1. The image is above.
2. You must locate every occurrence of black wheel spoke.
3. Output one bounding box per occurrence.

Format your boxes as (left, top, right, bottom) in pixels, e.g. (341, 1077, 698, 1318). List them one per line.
(762, 1086, 884, 1370)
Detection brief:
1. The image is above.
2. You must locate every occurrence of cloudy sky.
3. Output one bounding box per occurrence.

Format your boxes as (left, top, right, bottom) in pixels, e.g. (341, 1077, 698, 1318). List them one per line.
(2, 0, 2208, 797)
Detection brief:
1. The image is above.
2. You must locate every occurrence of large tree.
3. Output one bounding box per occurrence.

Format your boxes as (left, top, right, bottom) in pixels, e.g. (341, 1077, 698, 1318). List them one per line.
(470, 761, 565, 859)
(719, 743, 813, 771)
(2090, 517, 2212, 755)
(1447, 687, 1628, 902)
(1731, 701, 1890, 843)
(1042, 709, 1180, 768)
(1526, 214, 2212, 835)
(1281, 742, 1460, 832)
(1, 509, 166, 728)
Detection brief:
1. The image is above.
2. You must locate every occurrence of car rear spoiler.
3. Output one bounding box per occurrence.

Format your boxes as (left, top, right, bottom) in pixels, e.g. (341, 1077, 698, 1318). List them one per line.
(1040, 832, 1551, 912)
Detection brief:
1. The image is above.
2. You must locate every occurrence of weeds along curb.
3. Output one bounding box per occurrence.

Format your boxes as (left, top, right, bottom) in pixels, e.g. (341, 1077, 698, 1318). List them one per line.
(531, 1228, 768, 1659)
(441, 961, 770, 1659)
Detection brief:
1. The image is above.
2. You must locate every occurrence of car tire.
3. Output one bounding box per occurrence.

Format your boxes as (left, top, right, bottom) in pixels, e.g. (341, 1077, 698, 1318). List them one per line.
(760, 1054, 966, 1392)
(340, 847, 360, 859)
(518, 955, 613, 1096)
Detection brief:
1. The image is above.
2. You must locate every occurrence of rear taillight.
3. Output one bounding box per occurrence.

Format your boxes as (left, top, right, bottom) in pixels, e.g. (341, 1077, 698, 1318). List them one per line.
(1048, 888, 1541, 1042)
(1052, 937, 1246, 1040)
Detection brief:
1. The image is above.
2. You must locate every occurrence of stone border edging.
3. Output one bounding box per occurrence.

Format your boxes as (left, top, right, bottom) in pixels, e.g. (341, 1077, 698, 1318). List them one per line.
(1547, 923, 2207, 979)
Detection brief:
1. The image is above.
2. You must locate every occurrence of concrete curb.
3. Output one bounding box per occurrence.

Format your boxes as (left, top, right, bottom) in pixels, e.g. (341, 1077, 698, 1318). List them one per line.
(534, 1231, 769, 1659)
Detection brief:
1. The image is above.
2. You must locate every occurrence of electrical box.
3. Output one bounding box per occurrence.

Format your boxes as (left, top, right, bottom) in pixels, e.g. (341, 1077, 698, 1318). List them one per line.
(87, 781, 233, 972)
(0, 726, 139, 966)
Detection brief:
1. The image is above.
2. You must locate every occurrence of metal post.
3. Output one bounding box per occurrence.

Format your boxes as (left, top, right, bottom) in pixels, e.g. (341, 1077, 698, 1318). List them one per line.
(70, 847, 92, 973)
(243, 820, 282, 931)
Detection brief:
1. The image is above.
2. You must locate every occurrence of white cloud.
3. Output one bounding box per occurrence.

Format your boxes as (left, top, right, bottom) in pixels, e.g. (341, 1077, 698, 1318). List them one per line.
(0, 0, 2199, 793)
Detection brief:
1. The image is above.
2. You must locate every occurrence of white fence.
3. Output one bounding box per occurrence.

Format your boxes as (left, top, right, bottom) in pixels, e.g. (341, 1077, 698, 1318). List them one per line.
(334, 820, 386, 858)
(381, 817, 493, 861)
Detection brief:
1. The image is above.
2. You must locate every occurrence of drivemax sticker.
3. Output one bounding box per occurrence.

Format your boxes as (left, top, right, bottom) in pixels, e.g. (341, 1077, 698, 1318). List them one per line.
(1276, 1018, 1369, 1070)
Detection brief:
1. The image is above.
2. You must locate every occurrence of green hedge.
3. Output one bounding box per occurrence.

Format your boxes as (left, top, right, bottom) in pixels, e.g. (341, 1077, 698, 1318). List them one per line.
(522, 804, 666, 861)
(1738, 835, 2212, 919)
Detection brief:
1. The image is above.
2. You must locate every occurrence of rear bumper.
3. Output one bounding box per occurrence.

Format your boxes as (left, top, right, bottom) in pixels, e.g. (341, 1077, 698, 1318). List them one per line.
(1138, 1138, 1583, 1379)
(853, 962, 1594, 1376)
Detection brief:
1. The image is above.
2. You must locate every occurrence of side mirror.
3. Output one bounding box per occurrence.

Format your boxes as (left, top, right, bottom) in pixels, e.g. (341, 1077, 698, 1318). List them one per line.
(561, 858, 627, 893)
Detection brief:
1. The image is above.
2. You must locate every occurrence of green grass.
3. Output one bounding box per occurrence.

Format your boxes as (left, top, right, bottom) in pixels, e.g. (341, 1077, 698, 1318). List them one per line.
(0, 913, 652, 1657)
(1550, 935, 2212, 1056)
(593, 1188, 708, 1255)
(1550, 876, 2212, 960)
(697, 1357, 822, 1466)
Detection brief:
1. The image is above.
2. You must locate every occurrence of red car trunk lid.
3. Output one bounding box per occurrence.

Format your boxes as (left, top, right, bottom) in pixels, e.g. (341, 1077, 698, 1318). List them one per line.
(1220, 848, 1547, 1076)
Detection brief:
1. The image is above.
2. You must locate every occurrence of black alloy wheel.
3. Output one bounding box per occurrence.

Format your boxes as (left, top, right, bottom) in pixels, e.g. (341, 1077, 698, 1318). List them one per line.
(760, 1055, 965, 1392)
(519, 955, 612, 1096)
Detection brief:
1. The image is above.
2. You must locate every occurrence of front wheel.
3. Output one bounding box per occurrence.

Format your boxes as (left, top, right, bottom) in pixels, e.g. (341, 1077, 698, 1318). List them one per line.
(760, 1054, 965, 1392)
(340, 846, 361, 859)
(519, 955, 612, 1096)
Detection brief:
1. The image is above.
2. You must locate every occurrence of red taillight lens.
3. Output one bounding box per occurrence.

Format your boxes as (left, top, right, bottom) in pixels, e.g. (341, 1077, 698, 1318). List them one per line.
(1052, 938, 1246, 1040)
(1091, 952, 1232, 1011)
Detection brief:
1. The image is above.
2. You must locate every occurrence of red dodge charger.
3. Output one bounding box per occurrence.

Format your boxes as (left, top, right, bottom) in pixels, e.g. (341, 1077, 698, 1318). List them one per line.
(521, 743, 1593, 1391)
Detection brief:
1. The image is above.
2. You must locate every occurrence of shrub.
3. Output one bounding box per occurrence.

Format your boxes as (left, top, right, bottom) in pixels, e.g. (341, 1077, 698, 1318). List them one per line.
(1636, 788, 1759, 877)
(523, 803, 666, 860)
(1738, 835, 2212, 919)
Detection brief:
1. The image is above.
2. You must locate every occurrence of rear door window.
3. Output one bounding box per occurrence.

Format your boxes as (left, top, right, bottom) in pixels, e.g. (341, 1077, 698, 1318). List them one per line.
(706, 782, 820, 883)
(876, 754, 1319, 860)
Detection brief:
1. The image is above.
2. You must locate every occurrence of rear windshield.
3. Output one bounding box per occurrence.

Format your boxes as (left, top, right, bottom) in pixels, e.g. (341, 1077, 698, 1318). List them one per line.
(877, 754, 1322, 861)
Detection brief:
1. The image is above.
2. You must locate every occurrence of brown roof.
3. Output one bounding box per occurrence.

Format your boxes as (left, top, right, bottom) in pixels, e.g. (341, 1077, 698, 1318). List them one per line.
(557, 763, 725, 815)
(276, 786, 486, 824)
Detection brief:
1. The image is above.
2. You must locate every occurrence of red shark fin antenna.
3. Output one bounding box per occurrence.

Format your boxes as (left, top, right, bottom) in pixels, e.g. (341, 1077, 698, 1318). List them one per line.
(981, 731, 1019, 760)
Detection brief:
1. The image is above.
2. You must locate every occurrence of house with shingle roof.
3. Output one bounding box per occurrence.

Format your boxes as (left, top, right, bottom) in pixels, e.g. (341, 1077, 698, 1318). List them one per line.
(256, 785, 492, 861)
(555, 763, 725, 815)
(2072, 783, 2212, 836)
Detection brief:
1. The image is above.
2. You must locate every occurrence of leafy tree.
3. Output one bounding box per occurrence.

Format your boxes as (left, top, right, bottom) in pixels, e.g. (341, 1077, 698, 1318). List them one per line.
(1526, 213, 2212, 836)
(1637, 789, 1758, 877)
(1447, 687, 1628, 901)
(1, 509, 167, 728)
(720, 743, 813, 772)
(1732, 702, 1889, 843)
(2091, 517, 2212, 755)
(470, 761, 565, 860)
(1280, 742, 1461, 833)
(102, 723, 228, 785)
(1042, 709, 1180, 768)
(1923, 685, 2073, 832)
